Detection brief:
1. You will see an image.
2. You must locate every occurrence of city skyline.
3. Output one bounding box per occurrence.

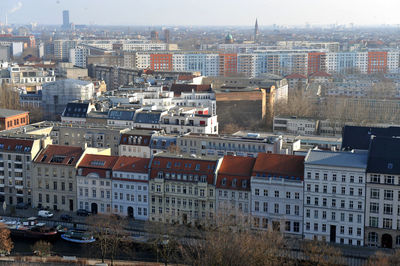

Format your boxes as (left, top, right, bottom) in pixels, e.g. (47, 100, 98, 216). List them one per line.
(1, 0, 400, 27)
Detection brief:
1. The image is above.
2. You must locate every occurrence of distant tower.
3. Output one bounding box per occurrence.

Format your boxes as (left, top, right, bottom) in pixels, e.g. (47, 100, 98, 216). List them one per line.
(151, 30, 159, 42)
(62, 10, 69, 29)
(254, 18, 259, 43)
(164, 29, 170, 43)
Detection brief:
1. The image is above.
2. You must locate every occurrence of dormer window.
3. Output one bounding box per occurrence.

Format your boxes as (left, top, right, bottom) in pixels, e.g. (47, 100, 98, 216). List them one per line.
(166, 162, 172, 169)
(242, 180, 247, 188)
(222, 178, 227, 186)
(157, 171, 164, 178)
(195, 164, 200, 171)
(232, 179, 237, 187)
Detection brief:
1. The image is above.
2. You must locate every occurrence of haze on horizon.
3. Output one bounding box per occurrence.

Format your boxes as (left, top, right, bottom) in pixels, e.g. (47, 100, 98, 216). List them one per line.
(1, 0, 400, 27)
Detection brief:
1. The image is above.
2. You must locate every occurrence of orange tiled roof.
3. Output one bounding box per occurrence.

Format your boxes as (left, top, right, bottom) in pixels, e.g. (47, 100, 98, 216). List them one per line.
(113, 156, 150, 173)
(34, 145, 83, 166)
(253, 153, 305, 179)
(78, 154, 119, 169)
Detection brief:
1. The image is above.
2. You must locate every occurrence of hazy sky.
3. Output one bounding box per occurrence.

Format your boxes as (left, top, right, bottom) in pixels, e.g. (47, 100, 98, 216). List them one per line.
(1, 0, 400, 26)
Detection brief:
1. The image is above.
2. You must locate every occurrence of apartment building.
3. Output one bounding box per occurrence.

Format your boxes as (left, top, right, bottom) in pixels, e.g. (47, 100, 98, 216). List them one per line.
(304, 150, 367, 246)
(0, 109, 29, 131)
(251, 154, 304, 237)
(149, 153, 222, 225)
(76, 154, 118, 214)
(32, 145, 84, 211)
(118, 130, 153, 158)
(0, 135, 50, 206)
(160, 107, 218, 135)
(273, 116, 318, 136)
(49, 122, 130, 156)
(176, 133, 283, 158)
(365, 137, 400, 248)
(107, 109, 137, 127)
(215, 156, 255, 215)
(111, 156, 150, 220)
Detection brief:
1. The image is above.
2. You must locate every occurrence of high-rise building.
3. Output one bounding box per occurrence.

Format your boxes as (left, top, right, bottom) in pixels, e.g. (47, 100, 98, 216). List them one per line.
(164, 29, 170, 43)
(151, 31, 159, 42)
(63, 10, 70, 29)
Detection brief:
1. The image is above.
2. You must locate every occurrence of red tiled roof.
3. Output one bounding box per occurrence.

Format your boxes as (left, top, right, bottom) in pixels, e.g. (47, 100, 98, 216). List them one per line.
(0, 137, 34, 153)
(149, 155, 219, 184)
(218, 156, 256, 176)
(113, 156, 150, 173)
(285, 73, 307, 79)
(34, 145, 83, 166)
(119, 133, 151, 147)
(252, 153, 305, 179)
(309, 71, 332, 78)
(177, 75, 196, 81)
(78, 154, 119, 169)
(216, 156, 255, 191)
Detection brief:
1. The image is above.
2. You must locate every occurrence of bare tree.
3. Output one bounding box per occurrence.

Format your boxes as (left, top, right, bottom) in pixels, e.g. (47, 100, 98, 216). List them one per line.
(146, 221, 181, 266)
(302, 239, 344, 266)
(86, 214, 128, 265)
(367, 249, 400, 266)
(180, 208, 287, 266)
(0, 84, 20, 110)
(0, 223, 13, 255)
(31, 240, 52, 257)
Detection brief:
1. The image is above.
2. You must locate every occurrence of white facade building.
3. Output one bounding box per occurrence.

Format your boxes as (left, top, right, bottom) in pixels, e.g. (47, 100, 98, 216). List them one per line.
(304, 150, 368, 246)
(111, 156, 150, 220)
(251, 154, 304, 237)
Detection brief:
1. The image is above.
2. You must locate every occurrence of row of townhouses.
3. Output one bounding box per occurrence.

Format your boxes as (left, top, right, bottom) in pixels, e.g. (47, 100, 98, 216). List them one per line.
(0, 122, 399, 249)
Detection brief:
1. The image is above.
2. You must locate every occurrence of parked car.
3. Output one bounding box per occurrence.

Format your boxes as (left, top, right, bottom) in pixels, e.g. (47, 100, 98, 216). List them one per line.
(76, 209, 90, 216)
(38, 210, 54, 218)
(60, 214, 73, 222)
(16, 202, 29, 209)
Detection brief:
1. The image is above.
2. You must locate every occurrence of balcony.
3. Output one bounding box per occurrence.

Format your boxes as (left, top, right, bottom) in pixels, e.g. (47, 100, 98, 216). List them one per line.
(15, 185, 24, 190)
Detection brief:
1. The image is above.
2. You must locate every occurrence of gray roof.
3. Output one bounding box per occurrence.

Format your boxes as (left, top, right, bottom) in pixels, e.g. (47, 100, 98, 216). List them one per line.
(0, 108, 28, 118)
(305, 150, 367, 169)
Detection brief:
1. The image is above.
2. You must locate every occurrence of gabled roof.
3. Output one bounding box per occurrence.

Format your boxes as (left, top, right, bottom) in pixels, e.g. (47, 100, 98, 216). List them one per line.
(285, 73, 307, 79)
(216, 156, 255, 191)
(0, 137, 34, 153)
(78, 154, 119, 169)
(62, 102, 89, 118)
(341, 125, 400, 150)
(218, 156, 256, 177)
(309, 71, 332, 78)
(305, 150, 367, 169)
(149, 154, 219, 184)
(367, 137, 400, 174)
(34, 145, 83, 166)
(108, 109, 135, 121)
(134, 111, 162, 124)
(0, 108, 28, 118)
(113, 156, 150, 173)
(253, 153, 304, 179)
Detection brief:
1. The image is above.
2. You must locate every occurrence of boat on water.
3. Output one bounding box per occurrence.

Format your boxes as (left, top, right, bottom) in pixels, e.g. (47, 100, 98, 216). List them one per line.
(61, 230, 96, 244)
(7, 217, 57, 239)
(56, 224, 68, 234)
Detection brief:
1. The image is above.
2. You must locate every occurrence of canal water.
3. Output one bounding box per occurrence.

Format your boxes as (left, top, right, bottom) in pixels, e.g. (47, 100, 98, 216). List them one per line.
(11, 236, 156, 262)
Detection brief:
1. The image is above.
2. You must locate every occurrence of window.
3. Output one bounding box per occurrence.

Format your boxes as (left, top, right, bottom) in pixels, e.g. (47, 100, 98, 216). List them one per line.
(286, 205, 290, 215)
(293, 222, 300, 232)
(383, 218, 393, 229)
(274, 203, 279, 214)
(371, 189, 379, 199)
(370, 202, 379, 213)
(369, 217, 379, 227)
(263, 190, 268, 197)
(286, 192, 290, 199)
(254, 201, 259, 212)
(285, 221, 291, 232)
(385, 175, 395, 184)
(384, 190, 394, 200)
(255, 189, 259, 196)
(368, 232, 378, 243)
(263, 202, 268, 212)
(384, 204, 393, 215)
(295, 205, 299, 215)
(371, 174, 380, 183)
(274, 191, 279, 198)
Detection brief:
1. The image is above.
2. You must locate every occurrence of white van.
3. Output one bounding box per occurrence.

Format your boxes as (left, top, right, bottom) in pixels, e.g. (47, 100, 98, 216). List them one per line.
(38, 210, 54, 218)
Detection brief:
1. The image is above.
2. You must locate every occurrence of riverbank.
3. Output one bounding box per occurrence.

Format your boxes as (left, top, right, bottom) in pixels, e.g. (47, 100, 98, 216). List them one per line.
(0, 255, 164, 265)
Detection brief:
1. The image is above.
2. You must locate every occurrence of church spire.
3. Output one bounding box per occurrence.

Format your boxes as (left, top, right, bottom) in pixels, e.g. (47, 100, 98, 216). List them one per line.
(254, 18, 259, 43)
